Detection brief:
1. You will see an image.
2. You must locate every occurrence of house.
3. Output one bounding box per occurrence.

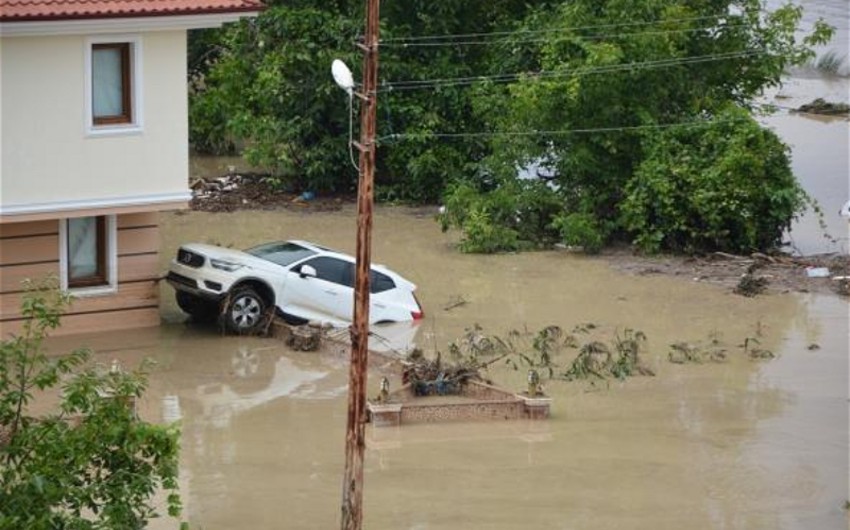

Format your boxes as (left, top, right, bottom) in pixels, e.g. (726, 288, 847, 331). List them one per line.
(0, 0, 263, 336)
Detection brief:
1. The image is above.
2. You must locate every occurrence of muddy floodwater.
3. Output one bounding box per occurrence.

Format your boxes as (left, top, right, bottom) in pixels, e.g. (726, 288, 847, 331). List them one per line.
(43, 207, 847, 530)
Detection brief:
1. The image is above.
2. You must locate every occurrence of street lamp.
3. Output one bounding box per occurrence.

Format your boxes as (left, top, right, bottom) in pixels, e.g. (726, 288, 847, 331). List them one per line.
(332, 59, 360, 172)
(332, 59, 354, 95)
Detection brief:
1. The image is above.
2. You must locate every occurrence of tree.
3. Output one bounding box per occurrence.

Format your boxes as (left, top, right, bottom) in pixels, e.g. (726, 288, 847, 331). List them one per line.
(449, 0, 832, 252)
(620, 106, 804, 253)
(0, 280, 181, 529)
(189, 0, 552, 200)
(190, 1, 363, 192)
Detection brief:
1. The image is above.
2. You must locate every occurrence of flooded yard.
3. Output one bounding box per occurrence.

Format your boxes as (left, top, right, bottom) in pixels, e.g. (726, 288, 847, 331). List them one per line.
(41, 4, 850, 524)
(44, 206, 847, 529)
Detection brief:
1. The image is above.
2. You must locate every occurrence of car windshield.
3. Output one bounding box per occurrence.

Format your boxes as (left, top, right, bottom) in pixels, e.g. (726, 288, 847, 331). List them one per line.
(245, 242, 316, 267)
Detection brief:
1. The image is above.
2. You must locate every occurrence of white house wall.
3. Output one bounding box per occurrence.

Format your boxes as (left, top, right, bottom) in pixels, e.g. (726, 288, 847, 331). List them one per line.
(0, 30, 189, 215)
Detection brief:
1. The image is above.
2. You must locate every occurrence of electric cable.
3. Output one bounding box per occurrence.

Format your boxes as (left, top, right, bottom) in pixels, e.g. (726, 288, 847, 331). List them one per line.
(347, 92, 360, 173)
(380, 50, 763, 91)
(375, 112, 792, 144)
(380, 23, 753, 48)
(380, 13, 744, 43)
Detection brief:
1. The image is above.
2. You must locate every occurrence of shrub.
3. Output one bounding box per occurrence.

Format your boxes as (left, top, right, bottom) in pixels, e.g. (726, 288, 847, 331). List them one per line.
(621, 107, 806, 254)
(0, 280, 181, 529)
(551, 212, 605, 254)
(440, 178, 564, 253)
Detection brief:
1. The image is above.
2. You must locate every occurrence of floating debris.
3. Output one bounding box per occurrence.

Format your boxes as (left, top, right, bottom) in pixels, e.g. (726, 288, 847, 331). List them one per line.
(740, 337, 775, 360)
(734, 273, 769, 297)
(668, 341, 727, 364)
(796, 98, 850, 116)
(443, 294, 468, 312)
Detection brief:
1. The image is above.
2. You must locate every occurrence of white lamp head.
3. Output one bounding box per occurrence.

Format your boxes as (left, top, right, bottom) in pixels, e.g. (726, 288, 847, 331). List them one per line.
(332, 59, 354, 95)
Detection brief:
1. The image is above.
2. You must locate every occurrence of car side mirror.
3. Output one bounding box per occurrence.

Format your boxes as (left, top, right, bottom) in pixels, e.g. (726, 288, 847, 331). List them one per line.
(299, 264, 317, 279)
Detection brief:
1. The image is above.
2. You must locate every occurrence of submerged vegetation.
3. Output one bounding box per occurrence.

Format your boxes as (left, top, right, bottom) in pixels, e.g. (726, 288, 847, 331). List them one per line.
(796, 98, 850, 116)
(806, 49, 848, 76)
(402, 321, 780, 394)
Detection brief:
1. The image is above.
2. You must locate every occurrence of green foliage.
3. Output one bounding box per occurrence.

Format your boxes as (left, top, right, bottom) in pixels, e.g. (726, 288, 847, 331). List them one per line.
(190, 0, 832, 253)
(476, 0, 831, 252)
(190, 0, 551, 199)
(0, 279, 181, 530)
(621, 107, 805, 253)
(562, 329, 655, 381)
(440, 179, 563, 253)
(550, 212, 604, 253)
(458, 208, 521, 253)
(190, 3, 362, 192)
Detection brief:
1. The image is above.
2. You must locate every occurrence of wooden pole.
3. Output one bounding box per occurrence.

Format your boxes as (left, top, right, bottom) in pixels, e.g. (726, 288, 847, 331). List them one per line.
(341, 0, 380, 528)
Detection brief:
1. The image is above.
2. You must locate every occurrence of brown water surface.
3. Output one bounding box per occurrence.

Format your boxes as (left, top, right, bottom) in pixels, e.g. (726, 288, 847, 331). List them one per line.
(41, 209, 847, 529)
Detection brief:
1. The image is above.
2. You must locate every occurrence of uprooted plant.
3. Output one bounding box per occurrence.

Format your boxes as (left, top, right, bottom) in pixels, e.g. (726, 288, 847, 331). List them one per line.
(562, 329, 656, 381)
(403, 324, 656, 395)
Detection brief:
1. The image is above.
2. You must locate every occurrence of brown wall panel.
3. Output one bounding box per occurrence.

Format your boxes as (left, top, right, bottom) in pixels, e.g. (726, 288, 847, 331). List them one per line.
(0, 261, 60, 293)
(117, 212, 159, 229)
(0, 235, 59, 266)
(118, 253, 162, 283)
(1, 281, 158, 321)
(117, 226, 159, 256)
(0, 220, 59, 239)
(0, 307, 160, 338)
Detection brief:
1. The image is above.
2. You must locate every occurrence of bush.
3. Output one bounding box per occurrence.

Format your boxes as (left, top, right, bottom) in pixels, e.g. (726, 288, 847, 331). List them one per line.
(439, 179, 564, 253)
(0, 280, 181, 529)
(551, 212, 604, 254)
(621, 107, 806, 254)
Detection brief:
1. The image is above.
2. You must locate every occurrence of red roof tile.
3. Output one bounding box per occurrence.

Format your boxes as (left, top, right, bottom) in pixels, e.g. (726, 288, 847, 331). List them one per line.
(0, 0, 264, 22)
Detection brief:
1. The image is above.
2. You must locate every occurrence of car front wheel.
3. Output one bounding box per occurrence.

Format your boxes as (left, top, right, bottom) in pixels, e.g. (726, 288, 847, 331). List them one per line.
(223, 286, 268, 334)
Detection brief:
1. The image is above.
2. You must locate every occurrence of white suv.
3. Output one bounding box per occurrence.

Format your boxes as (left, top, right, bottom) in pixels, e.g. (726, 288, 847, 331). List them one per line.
(167, 240, 424, 333)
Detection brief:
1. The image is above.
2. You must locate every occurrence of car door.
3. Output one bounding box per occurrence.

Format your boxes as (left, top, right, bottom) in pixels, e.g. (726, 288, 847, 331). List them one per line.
(282, 256, 354, 323)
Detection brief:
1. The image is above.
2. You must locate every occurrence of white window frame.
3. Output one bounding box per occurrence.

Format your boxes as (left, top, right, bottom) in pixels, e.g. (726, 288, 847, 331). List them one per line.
(84, 34, 144, 137)
(59, 215, 118, 297)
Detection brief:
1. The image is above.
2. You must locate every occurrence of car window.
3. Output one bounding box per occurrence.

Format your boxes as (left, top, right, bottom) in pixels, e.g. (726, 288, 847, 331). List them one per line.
(246, 242, 316, 267)
(302, 257, 353, 287)
(370, 270, 396, 293)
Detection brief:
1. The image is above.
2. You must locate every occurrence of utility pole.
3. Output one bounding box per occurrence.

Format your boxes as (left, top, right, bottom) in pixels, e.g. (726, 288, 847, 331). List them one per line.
(340, 0, 380, 527)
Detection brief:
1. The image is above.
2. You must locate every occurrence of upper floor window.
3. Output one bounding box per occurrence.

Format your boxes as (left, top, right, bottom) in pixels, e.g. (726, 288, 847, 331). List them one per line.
(86, 36, 142, 135)
(92, 43, 131, 125)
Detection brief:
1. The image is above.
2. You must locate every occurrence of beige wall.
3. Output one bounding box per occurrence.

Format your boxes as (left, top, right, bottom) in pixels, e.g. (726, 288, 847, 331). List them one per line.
(0, 30, 189, 213)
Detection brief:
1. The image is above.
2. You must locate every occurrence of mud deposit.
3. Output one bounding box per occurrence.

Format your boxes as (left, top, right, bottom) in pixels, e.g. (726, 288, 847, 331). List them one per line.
(38, 207, 846, 530)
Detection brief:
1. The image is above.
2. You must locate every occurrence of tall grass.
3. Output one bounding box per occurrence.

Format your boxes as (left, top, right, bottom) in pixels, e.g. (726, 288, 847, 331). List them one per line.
(809, 50, 848, 76)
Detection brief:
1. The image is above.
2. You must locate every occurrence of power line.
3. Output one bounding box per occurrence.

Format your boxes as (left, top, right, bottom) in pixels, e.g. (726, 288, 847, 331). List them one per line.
(380, 13, 742, 43)
(380, 23, 753, 48)
(375, 116, 745, 144)
(376, 111, 798, 144)
(380, 50, 763, 91)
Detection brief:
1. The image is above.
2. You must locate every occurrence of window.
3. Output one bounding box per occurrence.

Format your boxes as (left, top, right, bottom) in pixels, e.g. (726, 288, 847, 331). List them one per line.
(86, 36, 142, 134)
(370, 271, 396, 294)
(301, 257, 354, 287)
(60, 216, 116, 294)
(67, 217, 107, 288)
(92, 43, 131, 125)
(247, 242, 316, 267)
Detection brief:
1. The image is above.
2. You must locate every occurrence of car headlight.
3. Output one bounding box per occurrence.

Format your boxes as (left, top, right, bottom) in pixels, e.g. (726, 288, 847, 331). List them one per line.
(210, 258, 244, 272)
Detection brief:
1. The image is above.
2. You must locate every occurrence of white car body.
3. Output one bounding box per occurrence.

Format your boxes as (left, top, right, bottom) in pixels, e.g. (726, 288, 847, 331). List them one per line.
(167, 240, 423, 331)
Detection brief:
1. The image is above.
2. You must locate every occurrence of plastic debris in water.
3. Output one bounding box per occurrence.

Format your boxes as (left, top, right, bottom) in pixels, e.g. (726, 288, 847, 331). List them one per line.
(806, 267, 830, 278)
